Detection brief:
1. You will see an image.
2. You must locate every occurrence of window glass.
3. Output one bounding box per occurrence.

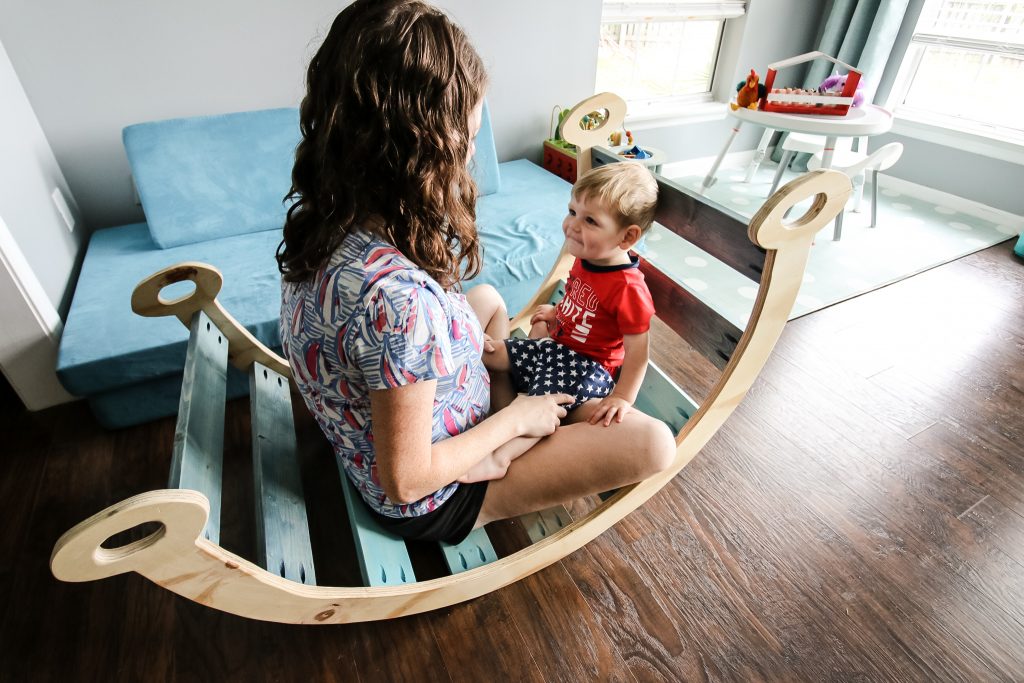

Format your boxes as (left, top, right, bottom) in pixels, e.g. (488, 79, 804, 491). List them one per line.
(596, 19, 723, 105)
(895, 0, 1024, 135)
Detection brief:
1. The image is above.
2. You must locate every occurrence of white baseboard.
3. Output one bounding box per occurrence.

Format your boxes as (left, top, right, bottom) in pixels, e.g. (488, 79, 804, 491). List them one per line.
(877, 175, 1024, 227)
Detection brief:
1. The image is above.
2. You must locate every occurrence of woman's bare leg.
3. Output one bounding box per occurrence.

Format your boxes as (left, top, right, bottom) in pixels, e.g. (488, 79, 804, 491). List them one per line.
(458, 435, 541, 483)
(474, 410, 675, 526)
(465, 284, 515, 411)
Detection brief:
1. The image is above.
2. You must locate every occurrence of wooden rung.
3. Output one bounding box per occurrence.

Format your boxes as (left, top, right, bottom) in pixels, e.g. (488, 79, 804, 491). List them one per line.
(169, 310, 227, 544)
(339, 467, 416, 587)
(249, 362, 316, 585)
(440, 527, 499, 574)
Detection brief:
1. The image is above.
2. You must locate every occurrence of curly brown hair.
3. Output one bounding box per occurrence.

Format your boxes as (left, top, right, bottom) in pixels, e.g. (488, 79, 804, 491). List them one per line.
(277, 0, 487, 287)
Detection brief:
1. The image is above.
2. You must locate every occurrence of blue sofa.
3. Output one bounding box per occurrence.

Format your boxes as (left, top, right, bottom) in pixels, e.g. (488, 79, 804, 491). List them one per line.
(57, 102, 571, 428)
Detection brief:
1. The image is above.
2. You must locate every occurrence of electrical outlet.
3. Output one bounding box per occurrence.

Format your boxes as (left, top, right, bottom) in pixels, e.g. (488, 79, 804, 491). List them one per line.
(51, 187, 75, 233)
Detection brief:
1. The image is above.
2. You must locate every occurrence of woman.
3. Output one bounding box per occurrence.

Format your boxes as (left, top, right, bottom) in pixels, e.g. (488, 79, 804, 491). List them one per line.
(278, 0, 674, 545)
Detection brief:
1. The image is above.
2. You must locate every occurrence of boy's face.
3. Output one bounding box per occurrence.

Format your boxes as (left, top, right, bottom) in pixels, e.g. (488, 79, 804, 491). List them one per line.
(562, 193, 640, 265)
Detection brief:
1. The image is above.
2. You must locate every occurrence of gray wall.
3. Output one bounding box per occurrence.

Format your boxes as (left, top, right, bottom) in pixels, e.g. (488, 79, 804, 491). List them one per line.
(0, 0, 599, 236)
(0, 39, 83, 317)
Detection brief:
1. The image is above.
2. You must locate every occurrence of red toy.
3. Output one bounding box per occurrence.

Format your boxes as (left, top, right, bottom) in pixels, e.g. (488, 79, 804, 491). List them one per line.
(760, 52, 862, 116)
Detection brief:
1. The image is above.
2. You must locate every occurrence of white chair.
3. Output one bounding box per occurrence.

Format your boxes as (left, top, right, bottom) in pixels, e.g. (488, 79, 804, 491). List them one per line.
(770, 133, 903, 240)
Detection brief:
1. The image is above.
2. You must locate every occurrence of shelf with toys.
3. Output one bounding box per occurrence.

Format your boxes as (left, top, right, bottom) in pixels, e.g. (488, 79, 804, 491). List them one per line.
(542, 96, 665, 182)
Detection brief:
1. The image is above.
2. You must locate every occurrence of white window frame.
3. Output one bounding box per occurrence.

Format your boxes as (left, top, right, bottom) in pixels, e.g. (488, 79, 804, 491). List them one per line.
(597, 1, 747, 130)
(885, 0, 1024, 165)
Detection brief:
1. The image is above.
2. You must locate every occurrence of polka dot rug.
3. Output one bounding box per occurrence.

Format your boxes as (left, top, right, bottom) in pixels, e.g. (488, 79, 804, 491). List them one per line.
(636, 161, 1021, 326)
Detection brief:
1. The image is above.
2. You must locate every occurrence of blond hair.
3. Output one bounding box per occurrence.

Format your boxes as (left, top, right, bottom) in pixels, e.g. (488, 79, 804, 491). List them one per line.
(572, 163, 659, 233)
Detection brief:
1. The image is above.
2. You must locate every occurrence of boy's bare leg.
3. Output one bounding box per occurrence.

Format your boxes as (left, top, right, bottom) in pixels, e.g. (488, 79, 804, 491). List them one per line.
(528, 320, 549, 339)
(466, 284, 515, 411)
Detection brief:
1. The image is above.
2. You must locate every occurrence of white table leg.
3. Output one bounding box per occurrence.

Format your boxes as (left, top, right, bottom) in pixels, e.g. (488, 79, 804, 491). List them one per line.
(821, 135, 838, 169)
(743, 128, 774, 183)
(821, 135, 842, 241)
(700, 121, 744, 194)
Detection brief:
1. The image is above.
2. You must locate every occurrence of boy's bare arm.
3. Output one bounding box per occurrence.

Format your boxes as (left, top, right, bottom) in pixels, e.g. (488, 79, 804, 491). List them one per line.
(588, 331, 650, 426)
(611, 332, 650, 403)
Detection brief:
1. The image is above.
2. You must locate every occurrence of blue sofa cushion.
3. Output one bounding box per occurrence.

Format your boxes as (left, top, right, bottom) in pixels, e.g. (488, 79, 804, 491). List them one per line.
(57, 224, 284, 395)
(58, 160, 567, 402)
(471, 99, 501, 196)
(124, 108, 301, 249)
(472, 159, 570, 315)
(124, 103, 502, 250)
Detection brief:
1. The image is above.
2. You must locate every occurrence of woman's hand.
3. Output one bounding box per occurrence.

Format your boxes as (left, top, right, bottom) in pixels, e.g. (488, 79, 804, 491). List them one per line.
(507, 393, 574, 438)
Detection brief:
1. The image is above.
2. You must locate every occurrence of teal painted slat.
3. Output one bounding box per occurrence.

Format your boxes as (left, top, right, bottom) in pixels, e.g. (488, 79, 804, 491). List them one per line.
(548, 280, 566, 305)
(522, 506, 572, 544)
(633, 360, 699, 434)
(169, 311, 227, 544)
(338, 465, 416, 587)
(439, 527, 498, 574)
(249, 362, 316, 585)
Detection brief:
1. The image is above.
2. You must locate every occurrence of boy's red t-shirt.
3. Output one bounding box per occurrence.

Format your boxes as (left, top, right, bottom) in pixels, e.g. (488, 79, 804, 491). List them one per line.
(550, 255, 655, 373)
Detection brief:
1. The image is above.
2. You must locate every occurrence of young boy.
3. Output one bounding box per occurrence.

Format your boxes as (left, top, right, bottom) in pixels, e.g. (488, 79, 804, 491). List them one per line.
(461, 162, 658, 483)
(509, 161, 658, 423)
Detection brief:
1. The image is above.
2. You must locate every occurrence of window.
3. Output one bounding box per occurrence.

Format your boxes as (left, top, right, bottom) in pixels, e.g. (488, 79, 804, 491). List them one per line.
(888, 0, 1024, 145)
(595, 1, 746, 122)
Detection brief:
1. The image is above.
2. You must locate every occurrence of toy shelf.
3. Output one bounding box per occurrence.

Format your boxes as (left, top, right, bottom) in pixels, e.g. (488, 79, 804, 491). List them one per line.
(761, 51, 862, 117)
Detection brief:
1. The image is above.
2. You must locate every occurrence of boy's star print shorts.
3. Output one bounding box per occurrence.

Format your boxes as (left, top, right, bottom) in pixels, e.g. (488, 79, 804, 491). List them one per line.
(503, 337, 614, 411)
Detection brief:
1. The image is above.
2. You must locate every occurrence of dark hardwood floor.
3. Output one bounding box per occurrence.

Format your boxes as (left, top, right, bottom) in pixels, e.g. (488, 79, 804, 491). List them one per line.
(2, 243, 1022, 682)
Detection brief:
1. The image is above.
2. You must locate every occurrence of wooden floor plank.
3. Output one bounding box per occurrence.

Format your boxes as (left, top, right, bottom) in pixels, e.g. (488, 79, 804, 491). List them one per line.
(426, 591, 547, 682)
(498, 560, 634, 682)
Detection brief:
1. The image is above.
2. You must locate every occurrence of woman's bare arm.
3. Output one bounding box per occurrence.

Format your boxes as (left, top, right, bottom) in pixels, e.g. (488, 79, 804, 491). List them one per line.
(370, 382, 572, 503)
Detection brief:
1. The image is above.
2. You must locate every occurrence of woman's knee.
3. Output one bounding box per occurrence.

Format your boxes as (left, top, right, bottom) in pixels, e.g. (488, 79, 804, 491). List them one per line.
(467, 283, 504, 312)
(630, 413, 676, 477)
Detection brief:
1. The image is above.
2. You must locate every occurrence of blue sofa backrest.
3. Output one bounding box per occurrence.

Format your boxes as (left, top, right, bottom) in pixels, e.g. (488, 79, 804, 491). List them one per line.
(124, 102, 502, 249)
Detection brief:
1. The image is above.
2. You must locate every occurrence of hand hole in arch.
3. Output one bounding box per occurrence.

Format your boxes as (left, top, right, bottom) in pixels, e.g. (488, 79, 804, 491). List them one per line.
(579, 108, 610, 132)
(780, 192, 829, 229)
(158, 280, 196, 304)
(100, 521, 165, 550)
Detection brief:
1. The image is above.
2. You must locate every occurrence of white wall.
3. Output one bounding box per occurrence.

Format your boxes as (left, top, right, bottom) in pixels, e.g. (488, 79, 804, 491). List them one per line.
(0, 38, 82, 317)
(0, 0, 598, 234)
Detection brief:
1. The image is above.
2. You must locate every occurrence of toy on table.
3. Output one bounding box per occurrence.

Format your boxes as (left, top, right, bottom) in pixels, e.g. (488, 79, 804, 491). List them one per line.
(618, 144, 651, 160)
(818, 73, 866, 108)
(761, 51, 863, 116)
(544, 105, 579, 182)
(731, 69, 765, 111)
(608, 129, 633, 146)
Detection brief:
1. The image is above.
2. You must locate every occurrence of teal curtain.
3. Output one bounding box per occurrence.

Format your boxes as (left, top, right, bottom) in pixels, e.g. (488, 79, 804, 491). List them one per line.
(771, 0, 910, 166)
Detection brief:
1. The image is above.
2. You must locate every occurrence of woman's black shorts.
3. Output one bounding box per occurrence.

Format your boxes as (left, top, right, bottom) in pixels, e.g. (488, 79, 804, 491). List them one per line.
(372, 480, 488, 545)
